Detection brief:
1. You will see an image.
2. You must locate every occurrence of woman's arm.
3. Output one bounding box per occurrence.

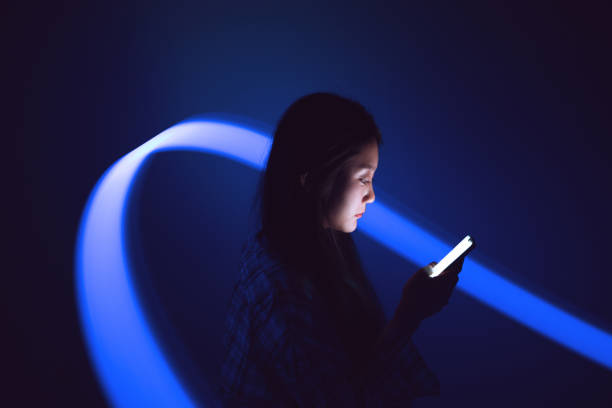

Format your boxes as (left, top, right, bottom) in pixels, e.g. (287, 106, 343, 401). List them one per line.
(362, 309, 422, 375)
(251, 283, 438, 407)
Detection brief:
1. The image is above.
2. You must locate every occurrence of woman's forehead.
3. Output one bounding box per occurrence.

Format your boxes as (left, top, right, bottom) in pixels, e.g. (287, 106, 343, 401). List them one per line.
(352, 145, 379, 170)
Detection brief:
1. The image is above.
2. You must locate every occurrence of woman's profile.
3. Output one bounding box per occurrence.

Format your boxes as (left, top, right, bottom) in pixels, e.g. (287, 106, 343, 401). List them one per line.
(217, 92, 463, 407)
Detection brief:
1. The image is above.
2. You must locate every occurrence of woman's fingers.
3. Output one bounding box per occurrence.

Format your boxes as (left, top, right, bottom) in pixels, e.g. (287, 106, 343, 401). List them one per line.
(455, 257, 465, 272)
(440, 273, 459, 297)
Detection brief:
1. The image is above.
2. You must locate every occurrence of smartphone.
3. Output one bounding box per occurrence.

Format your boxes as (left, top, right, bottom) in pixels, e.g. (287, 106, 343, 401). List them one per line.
(427, 235, 476, 278)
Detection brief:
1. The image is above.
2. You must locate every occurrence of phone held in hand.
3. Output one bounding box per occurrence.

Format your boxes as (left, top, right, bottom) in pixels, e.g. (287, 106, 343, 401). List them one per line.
(427, 235, 476, 278)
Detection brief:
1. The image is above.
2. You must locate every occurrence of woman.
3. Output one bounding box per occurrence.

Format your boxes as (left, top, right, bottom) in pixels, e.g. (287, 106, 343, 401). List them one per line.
(217, 92, 463, 407)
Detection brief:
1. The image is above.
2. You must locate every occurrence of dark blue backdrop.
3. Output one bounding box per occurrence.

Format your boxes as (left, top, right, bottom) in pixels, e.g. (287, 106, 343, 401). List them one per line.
(11, 1, 611, 406)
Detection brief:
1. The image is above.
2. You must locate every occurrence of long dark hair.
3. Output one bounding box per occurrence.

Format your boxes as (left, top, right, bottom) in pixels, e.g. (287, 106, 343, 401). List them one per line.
(248, 92, 386, 365)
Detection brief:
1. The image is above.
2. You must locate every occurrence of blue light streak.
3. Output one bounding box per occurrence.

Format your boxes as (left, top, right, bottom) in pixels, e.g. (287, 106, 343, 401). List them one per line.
(74, 117, 612, 407)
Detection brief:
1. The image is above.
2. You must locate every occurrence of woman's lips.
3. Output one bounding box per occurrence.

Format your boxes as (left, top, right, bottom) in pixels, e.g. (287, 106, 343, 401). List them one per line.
(355, 213, 364, 218)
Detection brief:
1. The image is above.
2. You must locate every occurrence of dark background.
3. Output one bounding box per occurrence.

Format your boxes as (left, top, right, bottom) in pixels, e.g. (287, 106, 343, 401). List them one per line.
(9, 0, 612, 406)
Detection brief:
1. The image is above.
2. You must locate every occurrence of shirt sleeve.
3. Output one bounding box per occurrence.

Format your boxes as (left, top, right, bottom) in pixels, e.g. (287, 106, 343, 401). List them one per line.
(250, 283, 440, 407)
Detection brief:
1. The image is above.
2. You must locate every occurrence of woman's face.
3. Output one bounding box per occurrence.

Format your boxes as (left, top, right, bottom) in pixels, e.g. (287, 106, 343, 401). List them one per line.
(323, 141, 378, 233)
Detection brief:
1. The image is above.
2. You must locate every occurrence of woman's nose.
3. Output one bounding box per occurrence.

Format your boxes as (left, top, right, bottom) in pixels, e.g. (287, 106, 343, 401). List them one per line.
(366, 187, 375, 203)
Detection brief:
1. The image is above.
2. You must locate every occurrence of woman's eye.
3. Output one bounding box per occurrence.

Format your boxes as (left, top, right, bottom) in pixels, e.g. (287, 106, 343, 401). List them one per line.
(359, 179, 370, 185)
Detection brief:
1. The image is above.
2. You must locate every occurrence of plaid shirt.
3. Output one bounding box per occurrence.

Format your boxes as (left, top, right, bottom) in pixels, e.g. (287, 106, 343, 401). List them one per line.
(217, 232, 440, 407)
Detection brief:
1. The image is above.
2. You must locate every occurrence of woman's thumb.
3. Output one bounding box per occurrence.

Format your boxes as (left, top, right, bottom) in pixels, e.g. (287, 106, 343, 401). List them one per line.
(423, 261, 437, 277)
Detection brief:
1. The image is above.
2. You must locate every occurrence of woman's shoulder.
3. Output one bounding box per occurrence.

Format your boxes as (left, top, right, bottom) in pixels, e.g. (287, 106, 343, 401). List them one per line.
(236, 230, 302, 304)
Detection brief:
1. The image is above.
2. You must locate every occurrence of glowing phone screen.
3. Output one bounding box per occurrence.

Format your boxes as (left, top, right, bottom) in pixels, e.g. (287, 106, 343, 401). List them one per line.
(429, 235, 474, 277)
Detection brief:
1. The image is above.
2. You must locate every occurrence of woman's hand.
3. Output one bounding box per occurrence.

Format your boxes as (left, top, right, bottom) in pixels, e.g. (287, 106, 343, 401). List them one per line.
(393, 258, 464, 330)
(373, 258, 465, 353)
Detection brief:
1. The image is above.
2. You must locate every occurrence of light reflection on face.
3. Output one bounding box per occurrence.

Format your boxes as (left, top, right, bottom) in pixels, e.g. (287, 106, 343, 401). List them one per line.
(323, 141, 378, 232)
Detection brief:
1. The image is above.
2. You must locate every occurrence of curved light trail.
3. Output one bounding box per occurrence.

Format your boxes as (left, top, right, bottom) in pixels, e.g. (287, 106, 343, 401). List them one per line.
(74, 117, 612, 407)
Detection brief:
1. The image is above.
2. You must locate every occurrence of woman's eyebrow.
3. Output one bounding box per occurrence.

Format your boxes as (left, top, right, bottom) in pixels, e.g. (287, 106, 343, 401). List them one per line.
(356, 164, 376, 171)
